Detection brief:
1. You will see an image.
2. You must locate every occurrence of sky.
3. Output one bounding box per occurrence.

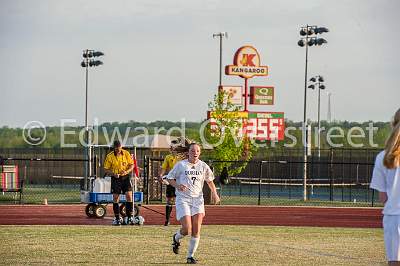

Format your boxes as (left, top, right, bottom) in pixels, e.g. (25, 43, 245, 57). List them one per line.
(0, 0, 399, 128)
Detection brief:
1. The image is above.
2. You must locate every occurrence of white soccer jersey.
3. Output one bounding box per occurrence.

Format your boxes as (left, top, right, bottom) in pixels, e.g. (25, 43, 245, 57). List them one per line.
(370, 151, 400, 215)
(166, 159, 214, 199)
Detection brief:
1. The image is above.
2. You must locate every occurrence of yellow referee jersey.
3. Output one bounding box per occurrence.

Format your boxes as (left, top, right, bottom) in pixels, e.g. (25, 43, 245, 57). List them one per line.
(161, 154, 182, 172)
(104, 149, 133, 175)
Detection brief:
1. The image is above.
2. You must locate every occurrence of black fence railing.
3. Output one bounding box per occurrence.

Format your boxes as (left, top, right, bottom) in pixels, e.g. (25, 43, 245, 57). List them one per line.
(206, 160, 377, 206)
(144, 148, 381, 207)
(0, 147, 381, 206)
(0, 147, 154, 204)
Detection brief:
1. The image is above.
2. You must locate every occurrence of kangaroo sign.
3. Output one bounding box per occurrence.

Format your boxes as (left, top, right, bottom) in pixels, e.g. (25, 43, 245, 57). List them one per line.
(225, 46, 268, 79)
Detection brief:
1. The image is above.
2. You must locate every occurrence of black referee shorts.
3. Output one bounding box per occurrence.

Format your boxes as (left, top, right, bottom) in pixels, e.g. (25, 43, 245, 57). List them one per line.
(166, 184, 176, 198)
(111, 175, 133, 194)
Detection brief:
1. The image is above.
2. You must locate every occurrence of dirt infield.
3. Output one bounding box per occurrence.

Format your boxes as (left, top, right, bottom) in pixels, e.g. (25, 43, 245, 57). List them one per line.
(0, 204, 382, 228)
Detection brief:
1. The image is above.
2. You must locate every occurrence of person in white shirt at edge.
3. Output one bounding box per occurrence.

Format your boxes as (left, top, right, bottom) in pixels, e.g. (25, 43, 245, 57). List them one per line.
(370, 108, 400, 266)
(167, 143, 220, 264)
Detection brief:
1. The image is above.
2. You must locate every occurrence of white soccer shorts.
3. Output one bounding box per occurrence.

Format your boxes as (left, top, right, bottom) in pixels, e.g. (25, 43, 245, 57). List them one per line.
(383, 215, 400, 261)
(175, 196, 205, 221)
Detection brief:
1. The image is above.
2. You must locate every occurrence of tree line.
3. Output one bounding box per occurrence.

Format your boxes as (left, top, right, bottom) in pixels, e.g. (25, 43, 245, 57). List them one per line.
(0, 119, 391, 149)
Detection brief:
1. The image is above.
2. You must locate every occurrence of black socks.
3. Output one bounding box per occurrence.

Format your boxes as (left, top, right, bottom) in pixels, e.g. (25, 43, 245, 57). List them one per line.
(113, 203, 120, 219)
(126, 201, 133, 217)
(166, 205, 173, 222)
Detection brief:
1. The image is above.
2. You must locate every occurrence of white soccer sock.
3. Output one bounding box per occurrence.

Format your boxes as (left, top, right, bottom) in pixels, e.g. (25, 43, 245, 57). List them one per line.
(175, 230, 185, 243)
(187, 237, 200, 258)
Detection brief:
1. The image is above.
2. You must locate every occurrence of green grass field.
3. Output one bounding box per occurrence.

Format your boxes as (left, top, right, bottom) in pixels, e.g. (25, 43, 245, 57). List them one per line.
(0, 225, 385, 265)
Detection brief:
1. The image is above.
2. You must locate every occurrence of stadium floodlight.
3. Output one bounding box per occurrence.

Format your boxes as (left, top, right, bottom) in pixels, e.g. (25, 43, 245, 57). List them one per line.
(81, 49, 104, 191)
(81, 60, 104, 67)
(92, 51, 104, 57)
(82, 50, 105, 58)
(299, 28, 307, 36)
(308, 38, 315, 46)
(297, 25, 329, 201)
(309, 75, 327, 159)
(212, 32, 228, 87)
(316, 38, 327, 45)
(314, 27, 329, 34)
(88, 60, 103, 67)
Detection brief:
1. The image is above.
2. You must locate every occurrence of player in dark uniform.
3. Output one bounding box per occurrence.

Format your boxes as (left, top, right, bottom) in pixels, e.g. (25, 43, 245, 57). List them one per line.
(159, 138, 190, 226)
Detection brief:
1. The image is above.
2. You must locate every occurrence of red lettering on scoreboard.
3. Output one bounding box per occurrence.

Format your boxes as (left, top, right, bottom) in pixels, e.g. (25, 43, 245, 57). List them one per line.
(207, 111, 285, 141)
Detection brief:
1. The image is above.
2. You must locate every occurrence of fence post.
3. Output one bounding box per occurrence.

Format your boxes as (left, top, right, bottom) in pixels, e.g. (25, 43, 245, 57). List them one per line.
(148, 157, 152, 204)
(258, 178, 262, 205)
(93, 155, 98, 177)
(143, 155, 146, 202)
(22, 165, 27, 204)
(208, 160, 221, 200)
(159, 159, 163, 202)
(329, 148, 334, 201)
(371, 188, 375, 207)
(143, 155, 149, 204)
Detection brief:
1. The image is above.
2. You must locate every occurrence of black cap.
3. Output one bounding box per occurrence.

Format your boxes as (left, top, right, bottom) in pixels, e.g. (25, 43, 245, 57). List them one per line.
(113, 140, 121, 148)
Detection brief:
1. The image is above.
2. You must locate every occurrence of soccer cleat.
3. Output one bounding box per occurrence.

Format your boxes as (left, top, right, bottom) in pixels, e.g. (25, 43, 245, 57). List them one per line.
(112, 217, 121, 226)
(172, 233, 180, 254)
(164, 220, 170, 226)
(186, 257, 197, 264)
(127, 216, 135, 225)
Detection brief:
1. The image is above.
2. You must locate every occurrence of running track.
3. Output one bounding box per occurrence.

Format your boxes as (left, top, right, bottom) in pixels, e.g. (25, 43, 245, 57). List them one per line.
(0, 205, 382, 228)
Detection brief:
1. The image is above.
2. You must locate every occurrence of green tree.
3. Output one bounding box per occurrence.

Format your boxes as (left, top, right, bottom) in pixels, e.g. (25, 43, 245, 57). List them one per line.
(203, 91, 257, 177)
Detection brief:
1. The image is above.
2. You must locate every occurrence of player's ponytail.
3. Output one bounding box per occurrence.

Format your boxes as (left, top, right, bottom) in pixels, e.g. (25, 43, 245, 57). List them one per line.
(383, 108, 400, 169)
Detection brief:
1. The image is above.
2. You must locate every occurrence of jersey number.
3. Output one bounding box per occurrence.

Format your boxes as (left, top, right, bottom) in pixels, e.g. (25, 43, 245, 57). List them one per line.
(191, 177, 197, 185)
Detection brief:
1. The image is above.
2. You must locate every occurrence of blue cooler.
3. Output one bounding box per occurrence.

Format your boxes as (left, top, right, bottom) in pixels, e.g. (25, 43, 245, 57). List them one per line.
(89, 191, 143, 204)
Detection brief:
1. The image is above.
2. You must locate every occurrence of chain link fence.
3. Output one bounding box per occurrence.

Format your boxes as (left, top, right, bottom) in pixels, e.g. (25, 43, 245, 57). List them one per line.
(144, 148, 381, 207)
(0, 147, 382, 206)
(0, 147, 153, 204)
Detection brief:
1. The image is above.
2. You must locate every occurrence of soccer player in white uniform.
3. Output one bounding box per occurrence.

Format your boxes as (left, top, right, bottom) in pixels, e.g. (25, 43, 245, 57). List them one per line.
(167, 143, 220, 264)
(370, 108, 400, 265)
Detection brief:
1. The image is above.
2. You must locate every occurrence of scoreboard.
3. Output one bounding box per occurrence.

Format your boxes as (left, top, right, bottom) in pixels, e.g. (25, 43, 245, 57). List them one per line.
(207, 111, 285, 141)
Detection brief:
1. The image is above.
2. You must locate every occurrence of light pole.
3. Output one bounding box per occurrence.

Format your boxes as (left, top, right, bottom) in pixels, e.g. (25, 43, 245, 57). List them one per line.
(308, 75, 326, 158)
(81, 49, 104, 190)
(298, 25, 328, 201)
(327, 92, 332, 123)
(213, 32, 228, 87)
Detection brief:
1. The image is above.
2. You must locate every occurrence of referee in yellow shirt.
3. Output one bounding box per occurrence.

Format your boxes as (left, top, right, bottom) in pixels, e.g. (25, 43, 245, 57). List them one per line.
(159, 138, 190, 226)
(104, 140, 134, 226)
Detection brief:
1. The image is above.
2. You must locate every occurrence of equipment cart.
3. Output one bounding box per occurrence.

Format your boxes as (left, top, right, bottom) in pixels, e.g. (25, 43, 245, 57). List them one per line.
(81, 176, 143, 219)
